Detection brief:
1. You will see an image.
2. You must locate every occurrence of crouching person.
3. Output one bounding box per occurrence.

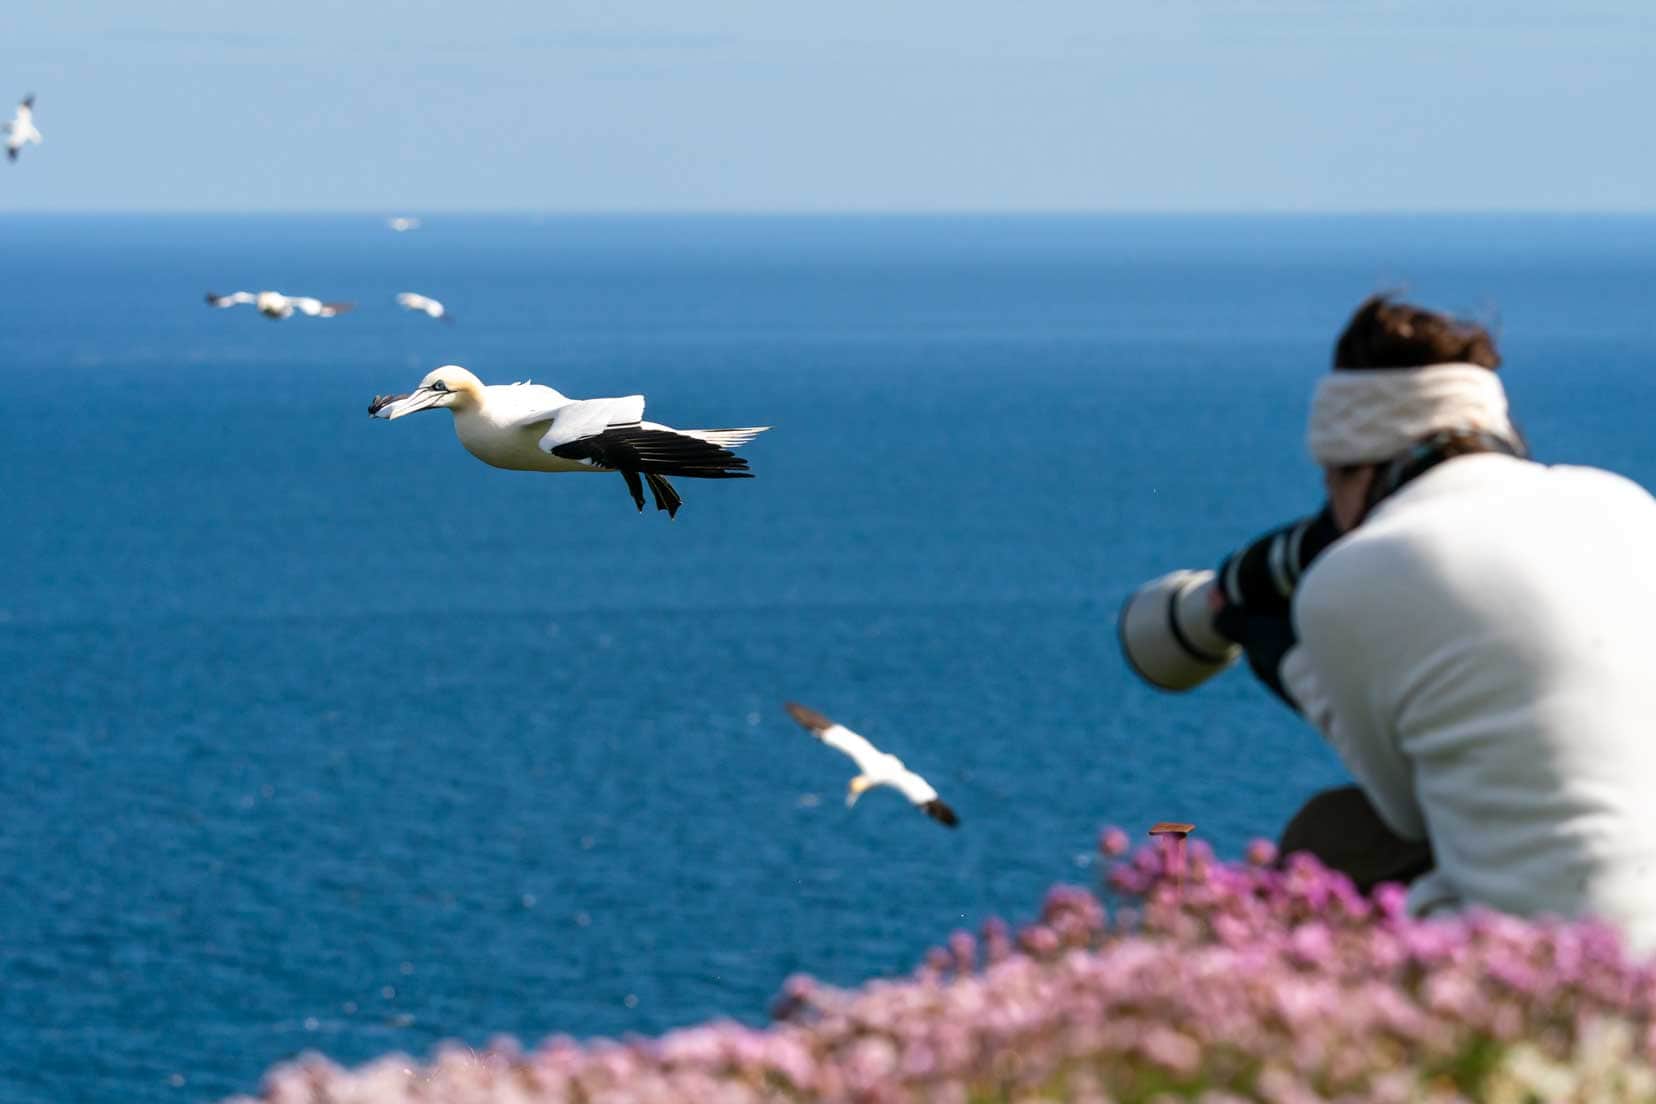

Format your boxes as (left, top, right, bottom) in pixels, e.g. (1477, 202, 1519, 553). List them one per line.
(1278, 295, 1656, 950)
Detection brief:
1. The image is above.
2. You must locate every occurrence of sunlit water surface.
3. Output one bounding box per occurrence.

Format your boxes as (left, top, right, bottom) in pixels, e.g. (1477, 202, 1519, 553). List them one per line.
(4, 214, 1656, 1103)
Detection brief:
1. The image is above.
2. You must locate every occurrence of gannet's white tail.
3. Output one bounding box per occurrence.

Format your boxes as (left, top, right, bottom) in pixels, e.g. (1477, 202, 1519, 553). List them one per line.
(678, 426, 770, 450)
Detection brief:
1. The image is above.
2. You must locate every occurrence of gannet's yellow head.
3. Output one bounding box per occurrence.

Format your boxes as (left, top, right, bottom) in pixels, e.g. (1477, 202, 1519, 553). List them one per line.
(368, 364, 483, 419)
(846, 775, 875, 807)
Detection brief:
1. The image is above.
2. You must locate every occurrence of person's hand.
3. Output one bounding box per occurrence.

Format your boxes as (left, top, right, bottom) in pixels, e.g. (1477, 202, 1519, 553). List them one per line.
(1211, 597, 1300, 711)
(1209, 504, 1341, 711)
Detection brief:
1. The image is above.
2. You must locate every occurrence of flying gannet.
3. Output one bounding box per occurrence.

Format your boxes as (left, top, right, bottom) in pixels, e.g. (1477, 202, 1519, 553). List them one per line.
(395, 292, 450, 321)
(205, 291, 355, 319)
(4, 94, 41, 162)
(388, 217, 421, 232)
(784, 702, 959, 827)
(368, 364, 768, 518)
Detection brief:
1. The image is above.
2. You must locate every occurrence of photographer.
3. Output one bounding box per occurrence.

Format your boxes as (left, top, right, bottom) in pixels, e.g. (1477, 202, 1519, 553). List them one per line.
(1130, 295, 1656, 950)
(1282, 295, 1656, 948)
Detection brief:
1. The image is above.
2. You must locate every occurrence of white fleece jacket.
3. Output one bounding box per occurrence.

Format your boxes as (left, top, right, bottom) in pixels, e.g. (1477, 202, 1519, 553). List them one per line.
(1282, 453, 1656, 953)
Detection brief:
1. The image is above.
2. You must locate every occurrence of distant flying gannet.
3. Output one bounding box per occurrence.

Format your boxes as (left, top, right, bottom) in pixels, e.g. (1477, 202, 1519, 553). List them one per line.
(4, 95, 41, 162)
(784, 702, 959, 827)
(387, 217, 421, 232)
(368, 364, 768, 518)
(395, 292, 450, 321)
(205, 291, 355, 319)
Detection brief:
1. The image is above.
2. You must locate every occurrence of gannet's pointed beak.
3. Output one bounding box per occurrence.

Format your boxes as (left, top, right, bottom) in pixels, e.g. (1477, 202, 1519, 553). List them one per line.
(368, 392, 409, 418)
(369, 389, 441, 419)
(846, 776, 872, 807)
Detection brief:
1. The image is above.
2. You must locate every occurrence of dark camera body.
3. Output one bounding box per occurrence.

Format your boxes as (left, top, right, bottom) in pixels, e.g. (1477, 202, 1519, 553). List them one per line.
(1119, 506, 1340, 697)
(1215, 506, 1341, 617)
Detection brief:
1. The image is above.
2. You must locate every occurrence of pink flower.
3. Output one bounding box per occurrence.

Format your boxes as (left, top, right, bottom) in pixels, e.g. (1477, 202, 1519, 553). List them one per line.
(1099, 826, 1130, 856)
(231, 837, 1656, 1104)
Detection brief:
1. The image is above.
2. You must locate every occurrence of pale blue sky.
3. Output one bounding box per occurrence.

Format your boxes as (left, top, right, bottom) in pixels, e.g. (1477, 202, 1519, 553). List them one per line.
(5, 1, 1654, 212)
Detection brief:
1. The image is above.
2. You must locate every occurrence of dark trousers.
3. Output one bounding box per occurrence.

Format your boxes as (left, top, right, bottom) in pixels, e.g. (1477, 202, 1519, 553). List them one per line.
(1277, 785, 1434, 893)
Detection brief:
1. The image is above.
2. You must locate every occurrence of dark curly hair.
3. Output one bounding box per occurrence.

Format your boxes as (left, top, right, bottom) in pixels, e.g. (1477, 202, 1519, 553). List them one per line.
(1334, 294, 1500, 372)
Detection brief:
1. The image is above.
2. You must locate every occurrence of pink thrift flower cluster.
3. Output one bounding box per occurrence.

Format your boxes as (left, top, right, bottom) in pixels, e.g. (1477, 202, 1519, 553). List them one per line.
(225, 835, 1656, 1103)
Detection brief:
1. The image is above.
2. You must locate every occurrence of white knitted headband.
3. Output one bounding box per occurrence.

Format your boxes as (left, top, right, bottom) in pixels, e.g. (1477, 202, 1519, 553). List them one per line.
(1307, 363, 1516, 466)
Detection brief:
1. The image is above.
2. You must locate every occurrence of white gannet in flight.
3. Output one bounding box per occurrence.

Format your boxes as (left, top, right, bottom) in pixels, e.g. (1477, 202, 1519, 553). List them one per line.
(368, 364, 768, 518)
(395, 292, 450, 321)
(387, 216, 421, 232)
(784, 703, 959, 827)
(205, 290, 355, 319)
(4, 95, 41, 162)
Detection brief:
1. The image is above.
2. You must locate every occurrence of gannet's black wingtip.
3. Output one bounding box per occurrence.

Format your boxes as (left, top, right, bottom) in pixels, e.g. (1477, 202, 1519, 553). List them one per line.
(922, 799, 959, 828)
(784, 702, 834, 735)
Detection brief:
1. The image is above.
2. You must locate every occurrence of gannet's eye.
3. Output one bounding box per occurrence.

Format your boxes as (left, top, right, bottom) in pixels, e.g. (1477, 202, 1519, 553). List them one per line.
(430, 380, 448, 393)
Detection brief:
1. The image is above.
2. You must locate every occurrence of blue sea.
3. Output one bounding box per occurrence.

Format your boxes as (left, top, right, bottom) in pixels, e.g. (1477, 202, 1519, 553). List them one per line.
(4, 214, 1656, 1103)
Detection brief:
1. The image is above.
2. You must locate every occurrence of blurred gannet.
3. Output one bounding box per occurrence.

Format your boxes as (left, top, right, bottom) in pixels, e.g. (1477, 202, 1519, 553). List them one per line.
(395, 292, 450, 321)
(388, 217, 421, 232)
(4, 95, 41, 162)
(784, 703, 959, 827)
(206, 290, 355, 319)
(368, 364, 768, 518)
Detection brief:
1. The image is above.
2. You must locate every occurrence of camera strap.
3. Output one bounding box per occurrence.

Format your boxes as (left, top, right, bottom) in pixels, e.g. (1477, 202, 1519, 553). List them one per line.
(1362, 429, 1527, 520)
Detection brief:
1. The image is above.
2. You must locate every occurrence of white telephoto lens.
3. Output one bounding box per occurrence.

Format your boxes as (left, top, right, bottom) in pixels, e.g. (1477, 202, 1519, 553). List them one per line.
(1118, 569, 1241, 691)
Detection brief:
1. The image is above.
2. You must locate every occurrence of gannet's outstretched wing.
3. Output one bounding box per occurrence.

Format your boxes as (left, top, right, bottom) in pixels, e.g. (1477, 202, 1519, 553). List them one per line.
(539, 402, 754, 481)
(784, 703, 886, 776)
(206, 291, 256, 307)
(290, 297, 354, 318)
(530, 396, 648, 451)
(889, 768, 938, 803)
(668, 425, 769, 449)
(890, 763, 958, 825)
